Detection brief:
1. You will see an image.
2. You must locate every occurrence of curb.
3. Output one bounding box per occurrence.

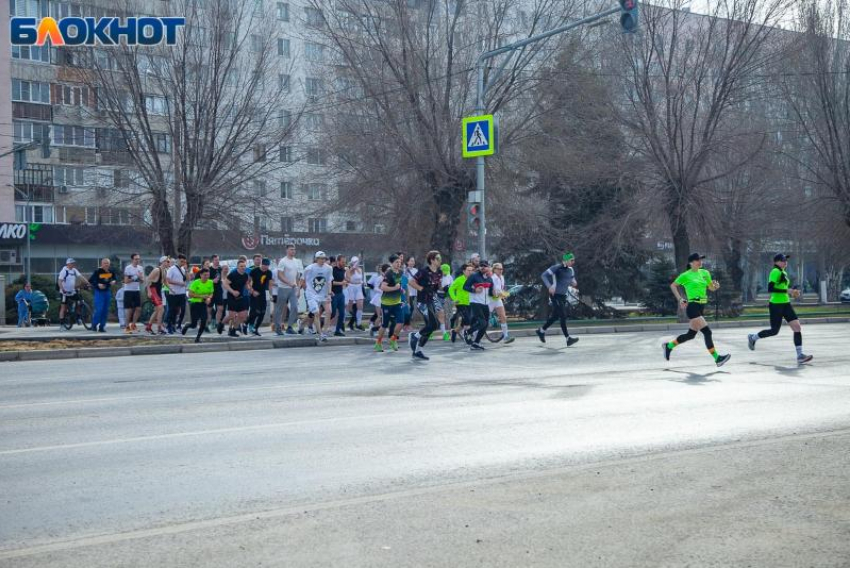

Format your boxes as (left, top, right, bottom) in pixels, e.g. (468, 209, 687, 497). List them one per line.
(0, 317, 847, 362)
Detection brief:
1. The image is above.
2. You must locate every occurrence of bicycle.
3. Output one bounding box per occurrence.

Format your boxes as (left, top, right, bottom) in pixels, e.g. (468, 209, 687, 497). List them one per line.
(484, 311, 504, 343)
(60, 293, 92, 331)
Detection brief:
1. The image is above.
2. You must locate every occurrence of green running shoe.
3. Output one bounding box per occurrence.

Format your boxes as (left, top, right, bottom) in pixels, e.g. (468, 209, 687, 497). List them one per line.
(389, 339, 399, 351)
(374, 342, 384, 353)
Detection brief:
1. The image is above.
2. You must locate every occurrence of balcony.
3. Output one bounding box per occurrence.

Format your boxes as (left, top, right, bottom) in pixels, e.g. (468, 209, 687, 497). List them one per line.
(12, 102, 52, 122)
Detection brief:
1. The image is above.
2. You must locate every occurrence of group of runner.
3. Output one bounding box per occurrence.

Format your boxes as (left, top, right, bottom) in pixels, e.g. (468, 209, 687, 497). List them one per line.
(56, 245, 814, 365)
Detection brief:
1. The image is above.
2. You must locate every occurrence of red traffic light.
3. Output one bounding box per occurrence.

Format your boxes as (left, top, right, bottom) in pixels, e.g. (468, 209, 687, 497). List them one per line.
(469, 204, 480, 216)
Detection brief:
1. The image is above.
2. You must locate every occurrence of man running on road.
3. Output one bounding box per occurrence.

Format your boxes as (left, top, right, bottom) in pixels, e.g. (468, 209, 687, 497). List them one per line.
(536, 253, 580, 346)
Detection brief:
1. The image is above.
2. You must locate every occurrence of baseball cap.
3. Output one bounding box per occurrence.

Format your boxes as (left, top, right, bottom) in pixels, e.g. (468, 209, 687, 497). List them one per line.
(562, 252, 575, 262)
(470, 253, 480, 260)
(351, 256, 360, 265)
(479, 260, 490, 268)
(315, 251, 327, 259)
(66, 257, 76, 264)
(159, 255, 169, 263)
(773, 253, 791, 262)
(262, 258, 271, 266)
(687, 253, 706, 263)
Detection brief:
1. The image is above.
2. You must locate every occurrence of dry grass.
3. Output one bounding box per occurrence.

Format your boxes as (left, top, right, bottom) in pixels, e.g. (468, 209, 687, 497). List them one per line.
(0, 338, 192, 352)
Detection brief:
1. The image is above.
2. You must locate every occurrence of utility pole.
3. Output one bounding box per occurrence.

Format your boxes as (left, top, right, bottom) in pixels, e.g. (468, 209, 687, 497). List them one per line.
(472, 1, 636, 258)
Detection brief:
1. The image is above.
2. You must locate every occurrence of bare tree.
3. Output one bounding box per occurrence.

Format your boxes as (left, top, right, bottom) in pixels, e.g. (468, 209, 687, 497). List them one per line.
(615, 0, 792, 269)
(781, 0, 850, 232)
(75, 0, 298, 256)
(305, 0, 583, 260)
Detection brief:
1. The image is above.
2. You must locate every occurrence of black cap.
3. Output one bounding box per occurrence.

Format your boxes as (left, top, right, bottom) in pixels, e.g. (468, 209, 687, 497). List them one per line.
(261, 258, 271, 266)
(479, 260, 490, 268)
(687, 253, 706, 263)
(773, 253, 790, 262)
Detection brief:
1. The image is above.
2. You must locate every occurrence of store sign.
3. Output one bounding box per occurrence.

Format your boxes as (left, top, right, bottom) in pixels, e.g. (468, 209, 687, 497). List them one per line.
(0, 224, 28, 240)
(242, 234, 321, 250)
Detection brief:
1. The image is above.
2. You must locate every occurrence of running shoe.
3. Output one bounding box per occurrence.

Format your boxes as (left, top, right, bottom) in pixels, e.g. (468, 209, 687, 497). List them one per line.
(124, 327, 133, 335)
(412, 351, 429, 361)
(567, 336, 579, 347)
(663, 342, 672, 361)
(228, 329, 238, 338)
(275, 329, 285, 336)
(181, 326, 188, 336)
(535, 328, 546, 343)
(504, 336, 515, 344)
(443, 332, 450, 342)
(374, 342, 384, 353)
(389, 339, 399, 351)
(797, 354, 813, 365)
(320, 333, 328, 342)
(355, 325, 366, 332)
(747, 334, 757, 351)
(248, 325, 256, 334)
(334, 331, 346, 337)
(409, 333, 418, 352)
(451, 330, 457, 343)
(470, 343, 485, 351)
(716, 354, 731, 367)
(286, 327, 297, 335)
(252, 330, 262, 337)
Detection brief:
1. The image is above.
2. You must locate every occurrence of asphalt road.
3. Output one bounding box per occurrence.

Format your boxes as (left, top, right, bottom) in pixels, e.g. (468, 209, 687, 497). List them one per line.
(1, 324, 849, 567)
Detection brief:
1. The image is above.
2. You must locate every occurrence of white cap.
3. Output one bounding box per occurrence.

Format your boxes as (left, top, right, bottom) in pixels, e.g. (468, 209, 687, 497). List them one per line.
(351, 256, 359, 265)
(315, 251, 327, 259)
(66, 258, 76, 264)
(159, 255, 169, 263)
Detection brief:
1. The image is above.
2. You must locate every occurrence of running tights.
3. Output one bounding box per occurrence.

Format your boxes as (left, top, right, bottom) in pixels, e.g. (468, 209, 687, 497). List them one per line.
(416, 303, 440, 348)
(469, 303, 489, 344)
(542, 294, 570, 338)
(674, 327, 714, 350)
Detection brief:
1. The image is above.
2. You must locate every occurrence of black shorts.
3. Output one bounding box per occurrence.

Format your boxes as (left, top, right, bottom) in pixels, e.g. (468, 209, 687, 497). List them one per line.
(227, 296, 249, 313)
(123, 291, 141, 309)
(61, 293, 79, 306)
(769, 302, 798, 323)
(686, 302, 706, 320)
(381, 303, 404, 328)
(211, 287, 225, 307)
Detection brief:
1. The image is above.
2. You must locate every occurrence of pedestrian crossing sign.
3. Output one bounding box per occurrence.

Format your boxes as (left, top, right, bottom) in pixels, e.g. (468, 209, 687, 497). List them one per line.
(462, 115, 495, 158)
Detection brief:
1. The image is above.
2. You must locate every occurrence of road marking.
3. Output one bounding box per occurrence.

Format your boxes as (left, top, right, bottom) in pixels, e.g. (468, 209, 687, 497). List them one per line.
(1, 427, 849, 560)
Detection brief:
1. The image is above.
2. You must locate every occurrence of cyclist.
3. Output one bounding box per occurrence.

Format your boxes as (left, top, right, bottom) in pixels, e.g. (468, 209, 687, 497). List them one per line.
(663, 253, 731, 367)
(490, 263, 514, 344)
(747, 254, 813, 365)
(536, 253, 580, 346)
(58, 258, 83, 325)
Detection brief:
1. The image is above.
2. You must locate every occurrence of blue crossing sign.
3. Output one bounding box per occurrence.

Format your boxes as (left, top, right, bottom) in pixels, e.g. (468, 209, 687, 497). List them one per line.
(462, 115, 495, 158)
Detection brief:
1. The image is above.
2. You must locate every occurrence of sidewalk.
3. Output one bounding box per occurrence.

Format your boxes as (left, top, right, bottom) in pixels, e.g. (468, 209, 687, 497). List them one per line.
(0, 316, 847, 362)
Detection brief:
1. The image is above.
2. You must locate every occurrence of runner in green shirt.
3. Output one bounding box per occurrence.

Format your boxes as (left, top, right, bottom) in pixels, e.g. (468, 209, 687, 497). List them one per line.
(748, 254, 812, 364)
(663, 253, 731, 367)
(448, 263, 473, 343)
(182, 268, 214, 343)
(375, 255, 404, 352)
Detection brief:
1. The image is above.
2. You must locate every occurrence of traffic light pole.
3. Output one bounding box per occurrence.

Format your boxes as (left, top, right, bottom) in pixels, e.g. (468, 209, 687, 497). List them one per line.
(473, 5, 623, 259)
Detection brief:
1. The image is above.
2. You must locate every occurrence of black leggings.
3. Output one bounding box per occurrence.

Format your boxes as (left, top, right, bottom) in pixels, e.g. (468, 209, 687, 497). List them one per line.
(415, 301, 440, 348)
(451, 305, 470, 329)
(542, 294, 570, 337)
(248, 295, 267, 329)
(469, 303, 489, 344)
(674, 326, 714, 350)
(166, 294, 186, 329)
(758, 303, 799, 339)
(182, 302, 208, 340)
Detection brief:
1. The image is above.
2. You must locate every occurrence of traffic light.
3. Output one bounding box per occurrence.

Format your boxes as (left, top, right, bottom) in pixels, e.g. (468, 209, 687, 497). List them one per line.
(467, 202, 481, 235)
(620, 0, 639, 33)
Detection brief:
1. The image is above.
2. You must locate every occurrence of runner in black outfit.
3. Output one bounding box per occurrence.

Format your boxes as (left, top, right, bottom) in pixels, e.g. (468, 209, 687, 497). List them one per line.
(407, 250, 444, 361)
(247, 259, 272, 336)
(463, 260, 497, 350)
(536, 253, 579, 346)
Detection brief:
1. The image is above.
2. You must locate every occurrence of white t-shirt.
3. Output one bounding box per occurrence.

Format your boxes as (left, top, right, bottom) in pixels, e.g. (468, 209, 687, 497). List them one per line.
(405, 267, 419, 298)
(441, 274, 454, 290)
(124, 264, 145, 292)
(276, 257, 304, 289)
(58, 267, 82, 294)
(368, 274, 384, 304)
(166, 265, 188, 294)
(303, 263, 333, 299)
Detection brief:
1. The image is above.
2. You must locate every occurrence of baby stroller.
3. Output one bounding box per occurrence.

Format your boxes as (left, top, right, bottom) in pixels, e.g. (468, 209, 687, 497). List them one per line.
(28, 290, 50, 327)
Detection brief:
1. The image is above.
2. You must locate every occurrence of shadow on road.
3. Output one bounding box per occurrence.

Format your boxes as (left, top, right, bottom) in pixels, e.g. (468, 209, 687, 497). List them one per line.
(748, 361, 805, 376)
(662, 368, 729, 385)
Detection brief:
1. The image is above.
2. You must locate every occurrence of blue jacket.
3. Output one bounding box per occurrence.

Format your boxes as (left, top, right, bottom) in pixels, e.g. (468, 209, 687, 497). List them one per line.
(15, 289, 32, 308)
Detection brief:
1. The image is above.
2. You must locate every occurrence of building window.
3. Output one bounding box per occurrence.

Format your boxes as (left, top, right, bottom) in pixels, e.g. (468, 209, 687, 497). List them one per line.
(254, 180, 267, 197)
(15, 204, 54, 224)
(279, 109, 292, 129)
(280, 146, 294, 162)
(304, 42, 324, 62)
(279, 74, 291, 92)
(306, 147, 326, 165)
(305, 183, 326, 201)
(12, 45, 50, 63)
(281, 216, 293, 232)
(14, 0, 48, 17)
(345, 220, 357, 232)
(114, 169, 130, 189)
(280, 181, 293, 199)
(53, 124, 95, 147)
(144, 95, 168, 116)
(304, 113, 324, 131)
(250, 34, 263, 52)
(276, 2, 289, 20)
(305, 77, 323, 99)
(12, 80, 50, 103)
(308, 218, 327, 233)
(374, 224, 386, 234)
(278, 38, 290, 57)
(257, 216, 270, 231)
(155, 133, 171, 153)
(53, 166, 86, 187)
(13, 120, 49, 144)
(304, 7, 324, 27)
(253, 144, 267, 162)
(55, 84, 90, 106)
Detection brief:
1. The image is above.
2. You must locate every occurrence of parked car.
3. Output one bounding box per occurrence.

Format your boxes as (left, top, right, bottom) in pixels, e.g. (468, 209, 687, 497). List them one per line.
(840, 288, 850, 303)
